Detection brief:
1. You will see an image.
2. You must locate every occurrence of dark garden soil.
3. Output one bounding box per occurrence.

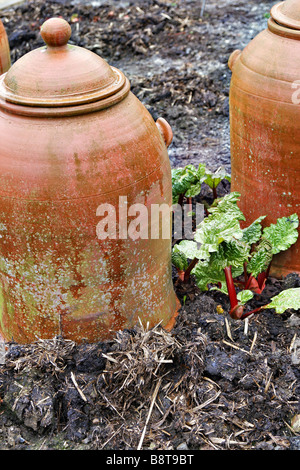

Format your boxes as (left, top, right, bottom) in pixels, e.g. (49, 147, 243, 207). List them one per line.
(0, 0, 299, 452)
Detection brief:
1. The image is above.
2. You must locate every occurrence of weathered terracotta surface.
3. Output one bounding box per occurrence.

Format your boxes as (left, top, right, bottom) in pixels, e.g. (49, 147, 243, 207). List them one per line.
(0, 18, 179, 343)
(229, 0, 300, 277)
(0, 19, 10, 75)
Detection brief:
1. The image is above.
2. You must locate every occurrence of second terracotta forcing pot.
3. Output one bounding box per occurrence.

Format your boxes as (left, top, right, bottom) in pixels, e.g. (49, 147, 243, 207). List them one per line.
(0, 18, 10, 75)
(0, 18, 179, 343)
(229, 0, 300, 277)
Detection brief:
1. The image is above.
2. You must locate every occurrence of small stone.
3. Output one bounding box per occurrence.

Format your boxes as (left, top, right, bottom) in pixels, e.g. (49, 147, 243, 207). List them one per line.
(290, 437, 300, 450)
(0, 335, 5, 365)
(288, 314, 300, 327)
(7, 426, 21, 448)
(291, 414, 300, 433)
(291, 339, 300, 366)
(177, 442, 189, 450)
(82, 436, 91, 445)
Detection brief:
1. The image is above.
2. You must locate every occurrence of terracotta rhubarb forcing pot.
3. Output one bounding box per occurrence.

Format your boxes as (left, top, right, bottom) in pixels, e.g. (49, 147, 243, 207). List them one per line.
(0, 18, 179, 343)
(228, 0, 300, 277)
(0, 19, 10, 75)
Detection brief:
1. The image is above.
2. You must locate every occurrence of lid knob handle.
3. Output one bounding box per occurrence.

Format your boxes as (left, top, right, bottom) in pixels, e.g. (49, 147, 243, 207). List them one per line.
(40, 18, 72, 48)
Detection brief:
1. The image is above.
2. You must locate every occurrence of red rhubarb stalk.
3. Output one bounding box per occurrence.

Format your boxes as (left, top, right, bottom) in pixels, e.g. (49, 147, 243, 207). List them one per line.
(243, 262, 248, 285)
(257, 261, 272, 291)
(177, 270, 185, 282)
(245, 273, 254, 290)
(178, 193, 185, 207)
(183, 257, 199, 283)
(241, 306, 262, 320)
(224, 266, 238, 310)
(224, 266, 245, 319)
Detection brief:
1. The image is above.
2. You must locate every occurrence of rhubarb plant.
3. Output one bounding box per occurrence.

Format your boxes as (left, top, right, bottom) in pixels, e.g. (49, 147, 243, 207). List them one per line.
(172, 164, 206, 205)
(203, 166, 231, 200)
(171, 163, 231, 205)
(172, 192, 299, 319)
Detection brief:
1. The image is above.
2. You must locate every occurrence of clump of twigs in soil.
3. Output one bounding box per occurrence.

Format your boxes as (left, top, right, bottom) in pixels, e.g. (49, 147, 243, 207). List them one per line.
(98, 319, 207, 413)
(4, 336, 76, 376)
(95, 318, 207, 449)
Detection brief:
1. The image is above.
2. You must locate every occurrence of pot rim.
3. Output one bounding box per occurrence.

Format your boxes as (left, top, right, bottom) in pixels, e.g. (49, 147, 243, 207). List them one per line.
(1, 66, 126, 108)
(0, 75, 131, 117)
(271, 1, 300, 31)
(268, 17, 300, 39)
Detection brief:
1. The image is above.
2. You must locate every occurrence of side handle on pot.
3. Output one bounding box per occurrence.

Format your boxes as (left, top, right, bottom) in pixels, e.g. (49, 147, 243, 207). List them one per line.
(156, 117, 173, 148)
(228, 49, 242, 71)
(0, 19, 11, 75)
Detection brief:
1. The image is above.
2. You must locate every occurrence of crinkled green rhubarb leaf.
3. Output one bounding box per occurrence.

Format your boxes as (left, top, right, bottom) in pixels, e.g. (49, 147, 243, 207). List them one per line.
(207, 192, 245, 222)
(184, 181, 202, 198)
(171, 164, 207, 203)
(171, 165, 197, 203)
(263, 213, 299, 255)
(204, 166, 231, 190)
(192, 243, 245, 294)
(171, 250, 189, 271)
(247, 237, 273, 277)
(222, 239, 251, 268)
(191, 193, 245, 263)
(192, 251, 228, 294)
(194, 213, 244, 254)
(242, 216, 266, 245)
(264, 288, 300, 314)
(173, 240, 207, 261)
(185, 164, 207, 198)
(237, 290, 254, 305)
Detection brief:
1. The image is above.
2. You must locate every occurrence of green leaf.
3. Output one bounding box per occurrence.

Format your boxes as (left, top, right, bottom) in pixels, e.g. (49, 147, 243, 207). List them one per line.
(204, 166, 231, 189)
(192, 243, 245, 294)
(193, 251, 228, 294)
(242, 216, 266, 245)
(263, 214, 299, 255)
(195, 213, 244, 253)
(171, 165, 197, 203)
(247, 237, 273, 277)
(237, 290, 254, 305)
(207, 192, 245, 222)
(264, 288, 300, 314)
(196, 163, 207, 180)
(173, 239, 209, 262)
(185, 181, 202, 198)
(171, 164, 207, 203)
(191, 193, 246, 267)
(222, 239, 251, 268)
(185, 165, 207, 198)
(171, 250, 189, 271)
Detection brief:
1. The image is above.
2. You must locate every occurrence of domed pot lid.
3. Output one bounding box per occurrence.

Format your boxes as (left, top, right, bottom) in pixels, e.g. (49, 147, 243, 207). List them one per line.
(0, 17, 129, 108)
(271, 0, 300, 30)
